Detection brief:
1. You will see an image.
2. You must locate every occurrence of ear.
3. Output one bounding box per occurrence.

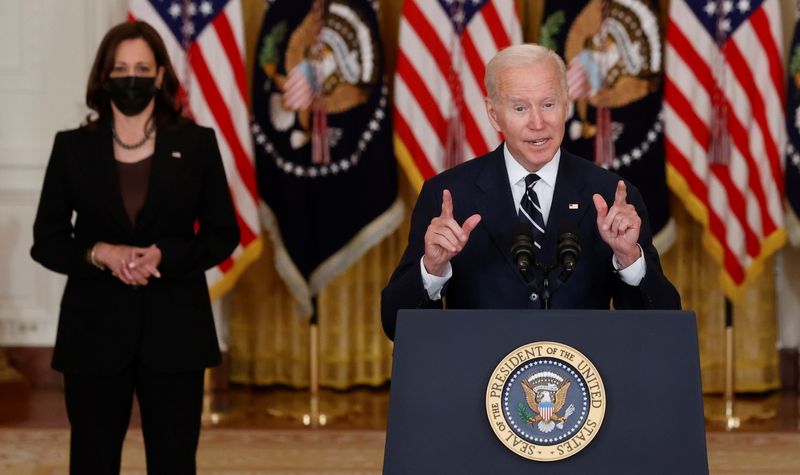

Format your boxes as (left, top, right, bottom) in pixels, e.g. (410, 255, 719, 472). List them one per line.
(485, 97, 501, 132)
(155, 65, 165, 89)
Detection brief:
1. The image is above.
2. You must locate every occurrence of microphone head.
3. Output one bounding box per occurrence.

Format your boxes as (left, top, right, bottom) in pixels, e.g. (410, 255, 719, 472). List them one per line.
(511, 223, 535, 272)
(511, 223, 534, 249)
(557, 231, 581, 271)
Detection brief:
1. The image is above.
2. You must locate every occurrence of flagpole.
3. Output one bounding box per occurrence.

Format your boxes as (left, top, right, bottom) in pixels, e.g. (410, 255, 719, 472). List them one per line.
(303, 298, 325, 427)
(707, 297, 775, 428)
(705, 298, 741, 429)
(721, 298, 740, 430)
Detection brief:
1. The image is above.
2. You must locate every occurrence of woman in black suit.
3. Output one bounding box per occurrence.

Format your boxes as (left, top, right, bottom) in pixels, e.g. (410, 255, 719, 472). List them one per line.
(31, 21, 239, 474)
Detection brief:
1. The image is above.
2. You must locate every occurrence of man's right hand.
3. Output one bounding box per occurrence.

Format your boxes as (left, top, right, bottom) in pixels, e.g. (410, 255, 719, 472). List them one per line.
(422, 189, 481, 276)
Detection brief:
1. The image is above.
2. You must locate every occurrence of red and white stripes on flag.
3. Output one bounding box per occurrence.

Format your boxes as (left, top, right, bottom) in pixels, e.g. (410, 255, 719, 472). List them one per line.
(664, 0, 786, 296)
(129, 0, 262, 299)
(393, 0, 522, 190)
(566, 56, 591, 101)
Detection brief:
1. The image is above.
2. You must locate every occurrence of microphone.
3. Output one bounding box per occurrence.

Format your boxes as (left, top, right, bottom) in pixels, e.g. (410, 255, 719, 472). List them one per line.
(557, 232, 581, 272)
(511, 223, 535, 275)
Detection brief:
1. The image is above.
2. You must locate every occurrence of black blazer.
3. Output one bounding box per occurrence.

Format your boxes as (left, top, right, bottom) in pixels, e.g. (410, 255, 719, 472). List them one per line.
(31, 120, 239, 375)
(381, 146, 680, 340)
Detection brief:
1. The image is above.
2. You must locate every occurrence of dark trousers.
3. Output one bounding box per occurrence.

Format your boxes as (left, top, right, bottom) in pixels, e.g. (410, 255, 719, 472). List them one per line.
(63, 359, 205, 475)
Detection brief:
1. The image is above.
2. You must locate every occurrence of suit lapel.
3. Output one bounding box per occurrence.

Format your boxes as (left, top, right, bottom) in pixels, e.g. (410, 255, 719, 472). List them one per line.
(541, 150, 592, 265)
(93, 121, 133, 233)
(473, 145, 529, 286)
(136, 126, 182, 229)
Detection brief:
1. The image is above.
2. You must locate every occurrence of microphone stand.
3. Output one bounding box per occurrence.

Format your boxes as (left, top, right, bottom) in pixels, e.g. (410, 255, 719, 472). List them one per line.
(541, 276, 550, 310)
(518, 262, 558, 310)
(533, 263, 574, 310)
(516, 257, 577, 310)
(513, 231, 579, 309)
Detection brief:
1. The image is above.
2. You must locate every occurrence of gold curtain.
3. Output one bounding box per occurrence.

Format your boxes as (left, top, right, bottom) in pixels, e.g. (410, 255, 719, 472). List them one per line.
(229, 0, 779, 392)
(661, 200, 779, 392)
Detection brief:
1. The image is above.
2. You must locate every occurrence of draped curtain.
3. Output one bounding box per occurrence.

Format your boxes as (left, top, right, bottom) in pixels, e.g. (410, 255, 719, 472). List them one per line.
(229, 0, 779, 393)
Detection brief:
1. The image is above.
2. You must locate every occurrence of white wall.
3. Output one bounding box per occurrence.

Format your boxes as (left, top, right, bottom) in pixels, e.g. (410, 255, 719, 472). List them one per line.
(0, 0, 125, 345)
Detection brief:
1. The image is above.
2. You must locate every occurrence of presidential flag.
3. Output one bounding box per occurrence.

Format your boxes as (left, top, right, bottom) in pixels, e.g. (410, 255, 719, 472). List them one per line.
(393, 0, 522, 190)
(252, 0, 403, 316)
(129, 0, 262, 300)
(786, 16, 800, 244)
(539, 0, 673, 251)
(664, 0, 786, 295)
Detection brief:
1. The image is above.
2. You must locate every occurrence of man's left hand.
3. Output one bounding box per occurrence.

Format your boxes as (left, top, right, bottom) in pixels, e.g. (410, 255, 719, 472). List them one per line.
(592, 180, 642, 268)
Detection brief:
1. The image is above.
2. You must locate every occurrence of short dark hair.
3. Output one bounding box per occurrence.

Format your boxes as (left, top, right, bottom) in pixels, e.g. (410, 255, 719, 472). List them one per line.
(85, 20, 183, 127)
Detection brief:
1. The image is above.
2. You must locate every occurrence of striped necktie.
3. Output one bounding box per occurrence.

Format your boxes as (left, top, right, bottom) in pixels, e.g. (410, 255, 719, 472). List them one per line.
(519, 173, 546, 250)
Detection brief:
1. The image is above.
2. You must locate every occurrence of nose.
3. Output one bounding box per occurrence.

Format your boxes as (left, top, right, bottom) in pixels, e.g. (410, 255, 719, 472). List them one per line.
(527, 109, 543, 129)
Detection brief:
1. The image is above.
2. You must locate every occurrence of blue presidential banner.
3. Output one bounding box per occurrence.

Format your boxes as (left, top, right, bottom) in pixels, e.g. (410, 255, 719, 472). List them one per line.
(787, 17, 800, 243)
(252, 0, 403, 315)
(540, 0, 673, 251)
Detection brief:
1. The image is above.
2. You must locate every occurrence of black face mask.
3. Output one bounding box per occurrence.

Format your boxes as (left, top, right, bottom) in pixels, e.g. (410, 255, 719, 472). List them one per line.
(104, 76, 158, 116)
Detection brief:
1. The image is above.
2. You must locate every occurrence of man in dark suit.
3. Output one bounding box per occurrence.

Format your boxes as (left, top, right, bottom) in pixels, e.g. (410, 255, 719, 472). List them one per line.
(381, 44, 680, 340)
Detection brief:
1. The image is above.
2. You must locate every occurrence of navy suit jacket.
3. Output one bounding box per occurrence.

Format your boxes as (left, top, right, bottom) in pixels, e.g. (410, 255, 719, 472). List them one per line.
(31, 119, 239, 375)
(381, 146, 680, 340)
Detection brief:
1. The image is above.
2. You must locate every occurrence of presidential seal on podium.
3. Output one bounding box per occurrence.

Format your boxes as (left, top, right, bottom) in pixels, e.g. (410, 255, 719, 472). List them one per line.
(486, 341, 606, 461)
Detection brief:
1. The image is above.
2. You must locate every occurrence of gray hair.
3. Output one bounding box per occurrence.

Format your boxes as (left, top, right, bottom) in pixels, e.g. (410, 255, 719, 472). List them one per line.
(485, 44, 568, 102)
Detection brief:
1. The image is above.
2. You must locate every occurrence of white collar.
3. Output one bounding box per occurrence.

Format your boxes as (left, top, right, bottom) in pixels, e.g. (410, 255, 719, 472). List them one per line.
(503, 143, 560, 189)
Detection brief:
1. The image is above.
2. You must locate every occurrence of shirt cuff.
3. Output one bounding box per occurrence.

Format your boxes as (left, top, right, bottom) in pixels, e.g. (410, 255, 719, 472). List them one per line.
(613, 244, 646, 286)
(420, 257, 452, 300)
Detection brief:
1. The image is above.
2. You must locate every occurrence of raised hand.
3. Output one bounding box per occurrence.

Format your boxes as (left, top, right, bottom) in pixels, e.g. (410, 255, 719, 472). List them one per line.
(592, 180, 642, 268)
(423, 189, 481, 276)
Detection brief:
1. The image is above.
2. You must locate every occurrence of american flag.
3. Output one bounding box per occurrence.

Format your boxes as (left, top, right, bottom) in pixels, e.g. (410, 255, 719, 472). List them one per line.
(664, 0, 786, 295)
(393, 0, 522, 190)
(129, 0, 262, 299)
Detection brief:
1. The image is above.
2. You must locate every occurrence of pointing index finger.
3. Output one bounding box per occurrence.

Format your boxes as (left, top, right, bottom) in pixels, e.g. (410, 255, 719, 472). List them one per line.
(441, 189, 454, 219)
(614, 180, 628, 205)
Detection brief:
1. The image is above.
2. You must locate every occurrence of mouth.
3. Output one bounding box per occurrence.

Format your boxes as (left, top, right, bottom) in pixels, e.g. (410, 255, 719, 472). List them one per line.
(525, 138, 549, 146)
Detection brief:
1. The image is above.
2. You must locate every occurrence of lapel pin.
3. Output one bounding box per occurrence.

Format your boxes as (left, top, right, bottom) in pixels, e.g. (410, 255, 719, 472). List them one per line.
(171, 151, 182, 159)
(569, 203, 579, 210)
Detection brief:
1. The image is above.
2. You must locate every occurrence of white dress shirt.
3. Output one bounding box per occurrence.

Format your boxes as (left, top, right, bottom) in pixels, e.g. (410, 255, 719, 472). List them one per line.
(421, 144, 645, 300)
